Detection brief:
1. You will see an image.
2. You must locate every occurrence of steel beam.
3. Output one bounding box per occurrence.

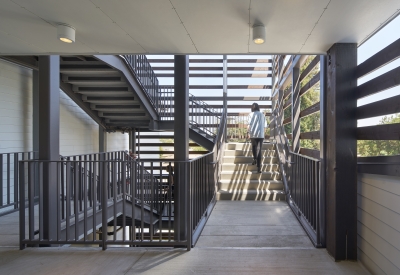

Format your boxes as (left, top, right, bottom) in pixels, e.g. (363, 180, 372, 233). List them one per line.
(174, 55, 189, 242)
(38, 56, 60, 242)
(325, 44, 357, 261)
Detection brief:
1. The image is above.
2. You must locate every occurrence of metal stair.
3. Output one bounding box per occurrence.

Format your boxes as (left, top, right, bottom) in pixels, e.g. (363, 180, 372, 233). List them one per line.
(216, 142, 286, 201)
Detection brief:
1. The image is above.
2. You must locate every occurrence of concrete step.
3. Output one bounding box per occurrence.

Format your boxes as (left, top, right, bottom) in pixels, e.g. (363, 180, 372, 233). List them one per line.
(226, 142, 274, 151)
(216, 189, 286, 201)
(224, 149, 277, 157)
(222, 156, 279, 164)
(221, 163, 280, 172)
(220, 171, 281, 181)
(219, 179, 284, 190)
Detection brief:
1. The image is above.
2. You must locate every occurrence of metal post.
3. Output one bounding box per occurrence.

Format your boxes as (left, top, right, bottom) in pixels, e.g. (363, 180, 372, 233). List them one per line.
(99, 126, 107, 153)
(174, 55, 189, 242)
(32, 70, 40, 196)
(38, 56, 60, 242)
(132, 129, 137, 155)
(223, 55, 228, 142)
(325, 44, 357, 261)
(291, 62, 300, 153)
(319, 55, 327, 247)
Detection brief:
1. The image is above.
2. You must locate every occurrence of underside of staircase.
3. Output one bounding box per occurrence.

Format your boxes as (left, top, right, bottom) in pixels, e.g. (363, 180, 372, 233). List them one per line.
(217, 142, 286, 201)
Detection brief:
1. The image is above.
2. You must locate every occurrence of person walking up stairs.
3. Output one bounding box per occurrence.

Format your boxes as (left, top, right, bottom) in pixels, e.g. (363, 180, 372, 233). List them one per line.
(216, 141, 285, 201)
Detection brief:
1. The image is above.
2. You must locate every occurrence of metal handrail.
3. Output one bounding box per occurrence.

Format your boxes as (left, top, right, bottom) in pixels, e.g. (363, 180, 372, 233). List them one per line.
(270, 55, 324, 247)
(0, 151, 37, 216)
(120, 55, 160, 111)
(158, 87, 221, 140)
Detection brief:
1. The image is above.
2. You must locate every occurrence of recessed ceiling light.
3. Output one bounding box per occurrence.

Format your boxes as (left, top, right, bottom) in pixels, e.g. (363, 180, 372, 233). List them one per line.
(57, 23, 75, 43)
(253, 24, 266, 45)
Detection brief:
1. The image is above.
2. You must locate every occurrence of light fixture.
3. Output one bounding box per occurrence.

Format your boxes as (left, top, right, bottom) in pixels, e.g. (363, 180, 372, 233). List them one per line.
(252, 24, 266, 44)
(57, 23, 75, 43)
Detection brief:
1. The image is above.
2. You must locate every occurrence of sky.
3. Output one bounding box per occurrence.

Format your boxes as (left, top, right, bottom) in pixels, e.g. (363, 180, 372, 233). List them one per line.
(357, 15, 400, 127)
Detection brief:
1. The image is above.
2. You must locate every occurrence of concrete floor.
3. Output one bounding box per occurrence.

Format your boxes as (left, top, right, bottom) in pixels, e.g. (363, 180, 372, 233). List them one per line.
(0, 201, 370, 275)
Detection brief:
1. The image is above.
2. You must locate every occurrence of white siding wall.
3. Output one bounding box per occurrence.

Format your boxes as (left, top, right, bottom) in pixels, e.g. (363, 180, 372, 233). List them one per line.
(0, 59, 128, 210)
(106, 132, 129, 152)
(0, 60, 32, 209)
(59, 90, 99, 156)
(0, 59, 32, 153)
(358, 173, 400, 275)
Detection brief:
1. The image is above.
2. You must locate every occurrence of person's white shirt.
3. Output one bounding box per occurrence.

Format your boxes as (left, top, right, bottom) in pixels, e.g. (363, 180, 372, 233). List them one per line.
(247, 111, 266, 138)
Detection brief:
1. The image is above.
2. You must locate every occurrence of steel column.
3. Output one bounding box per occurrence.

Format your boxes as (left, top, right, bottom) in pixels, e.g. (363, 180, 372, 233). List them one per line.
(174, 55, 189, 242)
(319, 55, 327, 247)
(38, 56, 60, 242)
(99, 126, 107, 153)
(325, 44, 357, 260)
(291, 63, 300, 153)
(223, 55, 228, 142)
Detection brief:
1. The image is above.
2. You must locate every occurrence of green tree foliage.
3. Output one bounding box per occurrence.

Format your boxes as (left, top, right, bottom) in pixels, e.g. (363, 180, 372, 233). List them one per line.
(358, 114, 400, 156)
(299, 56, 320, 150)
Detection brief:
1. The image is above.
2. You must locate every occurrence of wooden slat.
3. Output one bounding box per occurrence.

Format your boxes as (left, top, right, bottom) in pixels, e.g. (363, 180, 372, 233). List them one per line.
(357, 123, 400, 140)
(153, 66, 272, 71)
(300, 102, 320, 118)
(153, 67, 221, 71)
(300, 131, 320, 140)
(283, 88, 291, 101)
(149, 59, 222, 63)
(156, 73, 272, 78)
(356, 66, 400, 99)
(160, 85, 272, 90)
(287, 134, 293, 140)
(356, 38, 400, 78)
(358, 156, 400, 178)
(300, 56, 320, 82)
(299, 74, 320, 96)
(357, 94, 400, 120)
(299, 148, 320, 159)
(283, 98, 292, 110)
(228, 67, 272, 71)
(228, 59, 272, 63)
(207, 104, 272, 108)
(180, 96, 272, 101)
(283, 117, 291, 125)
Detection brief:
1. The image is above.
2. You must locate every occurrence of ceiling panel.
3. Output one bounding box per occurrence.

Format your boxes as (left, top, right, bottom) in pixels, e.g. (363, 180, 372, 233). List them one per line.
(92, 0, 195, 54)
(0, 0, 398, 54)
(302, 0, 400, 53)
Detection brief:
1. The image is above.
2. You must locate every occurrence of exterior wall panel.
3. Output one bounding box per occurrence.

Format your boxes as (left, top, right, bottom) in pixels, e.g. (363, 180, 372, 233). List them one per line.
(358, 173, 400, 275)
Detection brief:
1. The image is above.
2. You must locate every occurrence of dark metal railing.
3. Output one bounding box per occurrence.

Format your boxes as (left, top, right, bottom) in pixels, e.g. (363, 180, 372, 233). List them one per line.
(158, 87, 221, 140)
(0, 151, 37, 216)
(18, 152, 222, 250)
(271, 55, 325, 247)
(287, 153, 323, 246)
(121, 55, 160, 111)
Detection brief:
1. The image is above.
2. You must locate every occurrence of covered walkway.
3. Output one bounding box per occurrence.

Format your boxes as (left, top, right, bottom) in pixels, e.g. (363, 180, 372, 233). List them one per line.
(0, 201, 368, 274)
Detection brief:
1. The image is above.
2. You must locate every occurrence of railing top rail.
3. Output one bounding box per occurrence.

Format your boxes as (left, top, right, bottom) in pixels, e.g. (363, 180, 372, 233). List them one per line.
(290, 151, 321, 162)
(19, 154, 214, 164)
(61, 150, 128, 158)
(0, 151, 37, 155)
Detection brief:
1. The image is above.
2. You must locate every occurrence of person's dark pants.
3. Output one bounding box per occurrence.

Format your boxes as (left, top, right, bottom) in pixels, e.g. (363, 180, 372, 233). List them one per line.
(251, 138, 264, 170)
